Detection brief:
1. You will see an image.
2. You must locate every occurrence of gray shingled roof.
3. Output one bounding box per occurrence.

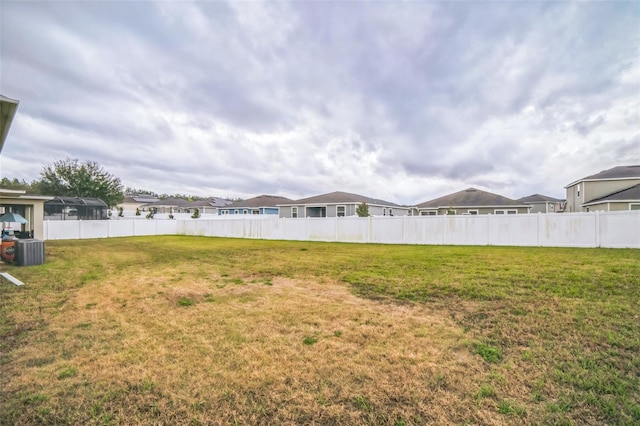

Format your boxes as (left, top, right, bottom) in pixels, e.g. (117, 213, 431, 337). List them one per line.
(280, 191, 401, 207)
(225, 195, 292, 209)
(123, 195, 160, 203)
(144, 197, 192, 207)
(583, 183, 640, 205)
(567, 165, 640, 187)
(417, 188, 525, 208)
(187, 197, 232, 208)
(517, 194, 564, 203)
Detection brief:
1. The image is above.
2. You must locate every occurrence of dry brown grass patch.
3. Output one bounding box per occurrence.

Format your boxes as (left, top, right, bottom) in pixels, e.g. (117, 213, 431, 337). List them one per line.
(4, 270, 493, 425)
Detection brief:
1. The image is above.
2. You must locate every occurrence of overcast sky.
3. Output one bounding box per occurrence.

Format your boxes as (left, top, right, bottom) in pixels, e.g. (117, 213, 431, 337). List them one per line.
(1, 1, 638, 204)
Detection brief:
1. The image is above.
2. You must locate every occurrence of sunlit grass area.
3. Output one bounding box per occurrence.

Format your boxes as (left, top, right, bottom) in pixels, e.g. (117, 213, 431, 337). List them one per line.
(1, 236, 639, 425)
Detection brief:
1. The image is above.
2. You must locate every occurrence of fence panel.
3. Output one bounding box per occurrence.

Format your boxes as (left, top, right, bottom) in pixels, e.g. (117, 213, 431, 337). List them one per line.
(536, 213, 597, 247)
(45, 220, 82, 240)
(337, 217, 369, 243)
(403, 216, 440, 245)
(443, 216, 489, 246)
(308, 218, 337, 242)
(599, 211, 640, 248)
(278, 218, 309, 241)
(370, 217, 405, 244)
(488, 215, 538, 247)
(42, 212, 640, 248)
(80, 220, 110, 239)
(109, 220, 136, 237)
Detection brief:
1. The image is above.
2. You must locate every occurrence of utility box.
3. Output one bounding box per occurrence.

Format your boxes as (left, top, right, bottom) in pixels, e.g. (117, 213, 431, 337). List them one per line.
(15, 239, 45, 266)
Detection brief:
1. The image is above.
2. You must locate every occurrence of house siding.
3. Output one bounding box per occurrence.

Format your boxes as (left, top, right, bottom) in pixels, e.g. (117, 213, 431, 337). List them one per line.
(566, 184, 581, 213)
(585, 179, 640, 206)
(567, 179, 640, 212)
(417, 206, 529, 215)
(279, 205, 306, 218)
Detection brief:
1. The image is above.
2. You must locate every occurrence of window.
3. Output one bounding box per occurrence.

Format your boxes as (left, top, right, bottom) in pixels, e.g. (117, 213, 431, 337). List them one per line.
(388, 208, 393, 216)
(252, 209, 260, 214)
(468, 210, 479, 215)
(291, 207, 298, 218)
(421, 211, 437, 216)
(336, 205, 346, 217)
(631, 204, 640, 211)
(494, 209, 518, 215)
(577, 184, 581, 198)
(222, 210, 229, 215)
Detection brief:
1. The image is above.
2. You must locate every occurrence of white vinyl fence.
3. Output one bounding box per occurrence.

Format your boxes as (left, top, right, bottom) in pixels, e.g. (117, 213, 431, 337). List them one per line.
(43, 211, 640, 248)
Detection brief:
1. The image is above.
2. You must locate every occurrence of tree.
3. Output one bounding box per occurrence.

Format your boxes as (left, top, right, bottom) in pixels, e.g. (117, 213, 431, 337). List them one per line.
(191, 208, 200, 219)
(356, 202, 370, 217)
(39, 158, 124, 207)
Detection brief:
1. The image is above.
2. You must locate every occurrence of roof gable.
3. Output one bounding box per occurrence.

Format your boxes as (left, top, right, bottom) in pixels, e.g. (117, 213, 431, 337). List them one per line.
(283, 191, 401, 207)
(567, 165, 640, 187)
(417, 188, 524, 208)
(225, 195, 292, 208)
(186, 198, 232, 208)
(517, 194, 564, 203)
(144, 197, 191, 207)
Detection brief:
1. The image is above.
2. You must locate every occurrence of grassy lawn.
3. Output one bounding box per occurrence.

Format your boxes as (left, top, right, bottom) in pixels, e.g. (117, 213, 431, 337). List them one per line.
(1, 236, 639, 425)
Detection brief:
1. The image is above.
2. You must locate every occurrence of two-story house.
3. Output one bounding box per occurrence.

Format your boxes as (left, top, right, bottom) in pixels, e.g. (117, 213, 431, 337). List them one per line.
(564, 165, 640, 212)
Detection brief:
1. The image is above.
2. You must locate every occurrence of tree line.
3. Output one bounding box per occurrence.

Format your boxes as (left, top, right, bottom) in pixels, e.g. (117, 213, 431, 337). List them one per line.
(1, 158, 238, 207)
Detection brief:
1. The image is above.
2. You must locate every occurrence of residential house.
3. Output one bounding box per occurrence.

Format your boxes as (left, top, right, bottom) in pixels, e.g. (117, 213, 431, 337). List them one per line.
(218, 195, 292, 215)
(517, 194, 565, 213)
(414, 188, 531, 215)
(565, 165, 640, 212)
(1, 95, 52, 239)
(142, 197, 191, 214)
(277, 191, 410, 218)
(118, 195, 161, 214)
(185, 197, 232, 214)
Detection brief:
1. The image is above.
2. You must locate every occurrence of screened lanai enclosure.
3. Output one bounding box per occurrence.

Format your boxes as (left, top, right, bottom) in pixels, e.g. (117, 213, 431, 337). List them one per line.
(44, 196, 109, 220)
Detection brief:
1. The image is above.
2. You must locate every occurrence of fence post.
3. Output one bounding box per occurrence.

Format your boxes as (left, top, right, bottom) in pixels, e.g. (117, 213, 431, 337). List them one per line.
(442, 214, 446, 245)
(403, 215, 407, 244)
(595, 210, 601, 248)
